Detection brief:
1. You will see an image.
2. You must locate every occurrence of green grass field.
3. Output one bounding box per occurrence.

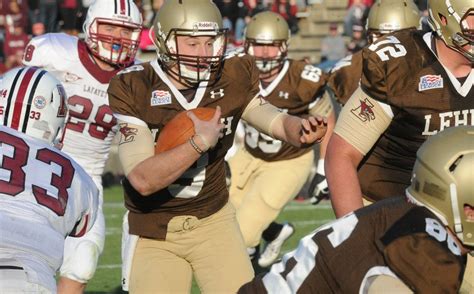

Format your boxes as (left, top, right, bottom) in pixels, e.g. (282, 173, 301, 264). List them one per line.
(84, 186, 335, 293)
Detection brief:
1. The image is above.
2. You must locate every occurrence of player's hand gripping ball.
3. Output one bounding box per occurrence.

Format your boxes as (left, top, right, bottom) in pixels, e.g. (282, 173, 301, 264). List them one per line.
(155, 107, 216, 153)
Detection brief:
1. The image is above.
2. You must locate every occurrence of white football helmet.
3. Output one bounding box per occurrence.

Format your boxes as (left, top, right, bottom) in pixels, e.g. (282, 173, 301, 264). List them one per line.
(0, 67, 67, 144)
(83, 0, 143, 66)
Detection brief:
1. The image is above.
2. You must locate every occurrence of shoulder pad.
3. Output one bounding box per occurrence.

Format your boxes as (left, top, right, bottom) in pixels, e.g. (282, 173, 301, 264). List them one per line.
(361, 30, 427, 102)
(23, 33, 78, 68)
(225, 47, 246, 60)
(117, 64, 145, 76)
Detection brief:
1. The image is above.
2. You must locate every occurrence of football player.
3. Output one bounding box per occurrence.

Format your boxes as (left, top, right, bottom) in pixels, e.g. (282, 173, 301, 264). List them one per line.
(0, 67, 99, 293)
(107, 0, 327, 292)
(308, 0, 422, 206)
(239, 126, 474, 294)
(228, 11, 334, 268)
(22, 0, 143, 292)
(325, 0, 474, 290)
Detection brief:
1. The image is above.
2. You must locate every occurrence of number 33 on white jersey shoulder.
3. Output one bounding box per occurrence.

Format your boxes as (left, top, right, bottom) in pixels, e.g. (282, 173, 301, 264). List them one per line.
(0, 126, 98, 288)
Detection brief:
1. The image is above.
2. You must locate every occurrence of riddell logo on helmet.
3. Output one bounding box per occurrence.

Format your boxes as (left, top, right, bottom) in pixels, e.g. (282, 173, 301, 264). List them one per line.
(255, 33, 272, 41)
(195, 22, 217, 30)
(378, 23, 401, 31)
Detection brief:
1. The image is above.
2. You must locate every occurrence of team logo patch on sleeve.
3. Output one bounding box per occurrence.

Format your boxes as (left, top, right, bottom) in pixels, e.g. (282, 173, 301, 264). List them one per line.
(119, 123, 138, 144)
(351, 98, 375, 122)
(419, 75, 443, 91)
(151, 90, 172, 106)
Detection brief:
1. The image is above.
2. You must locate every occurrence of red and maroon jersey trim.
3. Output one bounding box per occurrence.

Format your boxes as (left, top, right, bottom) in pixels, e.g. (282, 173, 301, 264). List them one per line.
(71, 214, 89, 237)
(77, 40, 120, 84)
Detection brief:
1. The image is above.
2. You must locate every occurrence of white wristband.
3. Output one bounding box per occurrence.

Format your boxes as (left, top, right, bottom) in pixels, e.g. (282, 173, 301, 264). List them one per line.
(317, 159, 325, 175)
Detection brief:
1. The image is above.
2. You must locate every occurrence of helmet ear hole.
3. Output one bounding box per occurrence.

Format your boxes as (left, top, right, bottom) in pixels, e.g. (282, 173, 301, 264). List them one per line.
(449, 155, 463, 173)
(439, 14, 448, 26)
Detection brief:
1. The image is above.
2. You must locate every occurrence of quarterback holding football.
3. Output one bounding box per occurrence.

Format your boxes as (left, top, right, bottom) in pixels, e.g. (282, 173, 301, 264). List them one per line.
(108, 0, 326, 292)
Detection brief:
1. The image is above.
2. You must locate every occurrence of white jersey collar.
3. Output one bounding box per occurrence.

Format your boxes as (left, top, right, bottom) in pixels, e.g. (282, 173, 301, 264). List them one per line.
(259, 60, 290, 97)
(423, 32, 474, 97)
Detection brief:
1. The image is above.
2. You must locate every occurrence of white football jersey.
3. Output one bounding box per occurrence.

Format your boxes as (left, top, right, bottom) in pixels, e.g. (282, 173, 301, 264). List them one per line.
(23, 33, 119, 178)
(0, 126, 99, 291)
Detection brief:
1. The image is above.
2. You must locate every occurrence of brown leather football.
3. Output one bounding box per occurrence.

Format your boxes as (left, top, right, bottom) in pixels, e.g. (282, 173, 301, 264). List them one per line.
(155, 107, 216, 154)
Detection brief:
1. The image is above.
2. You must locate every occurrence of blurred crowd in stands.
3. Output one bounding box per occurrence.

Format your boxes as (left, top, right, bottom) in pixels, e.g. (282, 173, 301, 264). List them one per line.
(0, 0, 428, 74)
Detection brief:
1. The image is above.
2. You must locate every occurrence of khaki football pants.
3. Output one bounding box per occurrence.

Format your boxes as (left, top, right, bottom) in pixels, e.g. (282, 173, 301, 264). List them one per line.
(129, 203, 254, 293)
(362, 199, 473, 293)
(229, 148, 314, 247)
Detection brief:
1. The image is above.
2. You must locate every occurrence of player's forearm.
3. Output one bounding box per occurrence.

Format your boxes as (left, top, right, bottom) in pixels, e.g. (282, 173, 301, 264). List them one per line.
(127, 142, 201, 196)
(318, 110, 336, 159)
(273, 114, 307, 148)
(325, 134, 364, 218)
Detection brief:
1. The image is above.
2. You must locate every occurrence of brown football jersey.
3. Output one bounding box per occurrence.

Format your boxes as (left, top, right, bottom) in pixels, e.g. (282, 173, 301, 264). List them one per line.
(243, 60, 327, 161)
(356, 29, 474, 201)
(108, 53, 260, 239)
(239, 197, 466, 294)
(326, 51, 363, 106)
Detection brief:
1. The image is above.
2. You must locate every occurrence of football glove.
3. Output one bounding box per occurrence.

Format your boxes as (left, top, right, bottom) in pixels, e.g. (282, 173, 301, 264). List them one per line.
(308, 172, 329, 205)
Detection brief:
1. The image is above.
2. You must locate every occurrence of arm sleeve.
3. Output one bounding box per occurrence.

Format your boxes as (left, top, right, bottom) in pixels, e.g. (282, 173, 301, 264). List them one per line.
(333, 87, 393, 155)
(116, 120, 155, 176)
(309, 91, 333, 118)
(366, 275, 412, 294)
(241, 95, 286, 137)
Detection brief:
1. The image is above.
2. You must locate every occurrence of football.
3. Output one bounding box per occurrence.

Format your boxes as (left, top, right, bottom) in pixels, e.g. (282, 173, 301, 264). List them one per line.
(155, 107, 216, 154)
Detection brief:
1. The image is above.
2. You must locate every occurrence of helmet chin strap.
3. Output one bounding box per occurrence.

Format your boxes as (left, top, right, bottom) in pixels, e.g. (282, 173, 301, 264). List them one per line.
(178, 59, 211, 82)
(449, 183, 464, 242)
